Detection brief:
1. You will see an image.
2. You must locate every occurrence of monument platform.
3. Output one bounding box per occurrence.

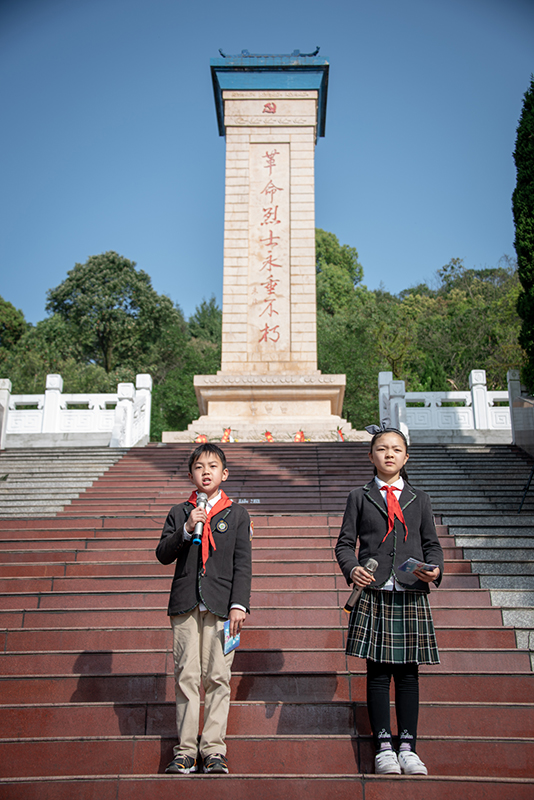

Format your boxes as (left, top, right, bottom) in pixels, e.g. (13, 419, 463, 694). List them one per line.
(163, 370, 365, 442)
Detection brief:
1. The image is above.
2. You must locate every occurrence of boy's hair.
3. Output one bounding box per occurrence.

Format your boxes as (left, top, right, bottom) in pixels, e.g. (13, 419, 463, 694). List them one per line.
(369, 427, 410, 482)
(188, 443, 227, 473)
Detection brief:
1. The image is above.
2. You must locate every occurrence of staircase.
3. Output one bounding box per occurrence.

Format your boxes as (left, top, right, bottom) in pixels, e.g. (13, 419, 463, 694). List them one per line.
(0, 442, 533, 798)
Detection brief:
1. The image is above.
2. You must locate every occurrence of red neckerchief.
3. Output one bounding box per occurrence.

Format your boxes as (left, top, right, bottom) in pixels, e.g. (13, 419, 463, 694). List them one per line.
(188, 490, 233, 572)
(380, 484, 408, 543)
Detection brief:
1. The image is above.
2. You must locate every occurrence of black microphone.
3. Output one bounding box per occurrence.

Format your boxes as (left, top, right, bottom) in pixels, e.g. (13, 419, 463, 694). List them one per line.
(343, 557, 379, 613)
(192, 492, 208, 546)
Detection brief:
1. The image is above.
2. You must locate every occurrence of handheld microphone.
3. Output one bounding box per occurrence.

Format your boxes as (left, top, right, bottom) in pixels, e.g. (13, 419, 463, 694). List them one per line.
(192, 492, 208, 546)
(344, 557, 379, 613)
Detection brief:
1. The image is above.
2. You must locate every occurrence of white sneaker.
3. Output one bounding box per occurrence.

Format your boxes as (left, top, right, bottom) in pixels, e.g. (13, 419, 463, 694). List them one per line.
(375, 749, 401, 774)
(398, 750, 428, 775)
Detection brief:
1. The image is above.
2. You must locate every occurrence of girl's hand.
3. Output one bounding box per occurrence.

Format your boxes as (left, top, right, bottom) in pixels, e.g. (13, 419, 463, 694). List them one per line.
(185, 507, 207, 534)
(351, 565, 376, 589)
(414, 566, 440, 583)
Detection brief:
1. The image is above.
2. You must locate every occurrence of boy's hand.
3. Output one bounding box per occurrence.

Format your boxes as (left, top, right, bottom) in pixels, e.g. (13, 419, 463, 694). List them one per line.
(414, 566, 440, 583)
(228, 607, 246, 638)
(185, 507, 207, 534)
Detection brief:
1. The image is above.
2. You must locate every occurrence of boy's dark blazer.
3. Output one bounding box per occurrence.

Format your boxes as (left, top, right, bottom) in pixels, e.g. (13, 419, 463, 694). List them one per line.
(335, 480, 444, 593)
(156, 501, 252, 618)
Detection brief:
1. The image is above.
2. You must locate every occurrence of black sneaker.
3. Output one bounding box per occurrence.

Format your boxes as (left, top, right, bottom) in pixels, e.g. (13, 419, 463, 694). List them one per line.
(202, 753, 229, 774)
(165, 754, 198, 774)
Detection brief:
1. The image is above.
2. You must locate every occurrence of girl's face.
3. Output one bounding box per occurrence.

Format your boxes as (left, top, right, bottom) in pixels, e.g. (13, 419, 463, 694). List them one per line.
(368, 432, 409, 484)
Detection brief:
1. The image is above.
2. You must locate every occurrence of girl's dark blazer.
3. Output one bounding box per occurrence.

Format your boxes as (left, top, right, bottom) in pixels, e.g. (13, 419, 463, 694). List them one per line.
(335, 480, 444, 592)
(156, 501, 252, 618)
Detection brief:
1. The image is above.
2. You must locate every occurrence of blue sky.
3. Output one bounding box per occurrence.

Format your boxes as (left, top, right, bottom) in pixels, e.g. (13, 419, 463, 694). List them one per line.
(1, 0, 532, 324)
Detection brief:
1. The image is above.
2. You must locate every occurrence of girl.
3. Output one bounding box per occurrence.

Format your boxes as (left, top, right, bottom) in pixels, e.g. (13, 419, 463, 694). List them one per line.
(335, 425, 443, 776)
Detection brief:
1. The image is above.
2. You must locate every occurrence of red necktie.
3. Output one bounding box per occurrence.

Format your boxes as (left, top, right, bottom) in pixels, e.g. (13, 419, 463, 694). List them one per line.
(188, 490, 233, 572)
(380, 485, 408, 544)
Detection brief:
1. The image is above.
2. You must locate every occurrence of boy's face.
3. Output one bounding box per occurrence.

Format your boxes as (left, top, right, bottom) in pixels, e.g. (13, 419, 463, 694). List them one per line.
(189, 452, 228, 501)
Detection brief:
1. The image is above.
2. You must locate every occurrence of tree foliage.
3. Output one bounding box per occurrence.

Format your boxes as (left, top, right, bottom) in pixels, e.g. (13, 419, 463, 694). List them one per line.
(46, 251, 184, 373)
(315, 231, 525, 428)
(316, 228, 363, 315)
(513, 75, 534, 390)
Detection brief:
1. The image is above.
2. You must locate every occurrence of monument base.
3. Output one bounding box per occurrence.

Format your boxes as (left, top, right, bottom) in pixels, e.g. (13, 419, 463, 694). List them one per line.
(162, 372, 370, 443)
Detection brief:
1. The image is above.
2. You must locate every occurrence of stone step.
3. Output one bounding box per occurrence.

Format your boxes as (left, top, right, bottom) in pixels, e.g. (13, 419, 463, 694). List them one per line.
(0, 572, 480, 594)
(0, 647, 529, 676)
(0, 588, 498, 611)
(2, 670, 531, 705)
(2, 700, 532, 740)
(0, 772, 532, 799)
(0, 625, 518, 652)
(0, 604, 508, 629)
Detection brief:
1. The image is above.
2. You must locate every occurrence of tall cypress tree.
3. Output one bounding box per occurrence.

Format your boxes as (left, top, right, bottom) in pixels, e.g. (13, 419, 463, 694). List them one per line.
(514, 76, 534, 390)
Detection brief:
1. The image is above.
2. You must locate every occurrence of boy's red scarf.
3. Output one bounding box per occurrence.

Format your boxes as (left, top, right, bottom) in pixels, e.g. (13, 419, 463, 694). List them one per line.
(380, 484, 408, 543)
(188, 490, 233, 572)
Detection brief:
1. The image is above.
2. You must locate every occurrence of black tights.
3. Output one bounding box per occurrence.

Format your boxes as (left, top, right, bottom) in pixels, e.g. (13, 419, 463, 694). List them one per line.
(366, 660, 419, 751)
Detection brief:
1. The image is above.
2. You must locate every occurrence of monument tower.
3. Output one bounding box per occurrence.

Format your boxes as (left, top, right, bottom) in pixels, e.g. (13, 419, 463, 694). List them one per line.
(166, 50, 353, 442)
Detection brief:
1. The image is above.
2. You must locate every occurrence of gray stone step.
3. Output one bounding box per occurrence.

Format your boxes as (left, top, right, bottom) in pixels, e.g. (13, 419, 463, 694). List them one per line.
(481, 575, 534, 590)
(473, 562, 534, 574)
(458, 537, 534, 548)
(0, 447, 127, 518)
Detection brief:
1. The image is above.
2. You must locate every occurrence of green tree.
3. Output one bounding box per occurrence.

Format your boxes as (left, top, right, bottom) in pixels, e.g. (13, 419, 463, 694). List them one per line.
(513, 75, 534, 390)
(316, 228, 363, 315)
(0, 296, 27, 353)
(46, 251, 184, 373)
(188, 296, 222, 344)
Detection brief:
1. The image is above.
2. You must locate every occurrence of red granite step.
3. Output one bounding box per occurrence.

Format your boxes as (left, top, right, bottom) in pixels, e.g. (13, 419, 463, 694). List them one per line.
(2, 671, 531, 706)
(2, 643, 529, 675)
(1, 624, 519, 652)
(1, 604, 506, 630)
(2, 699, 532, 742)
(0, 587, 496, 611)
(1, 774, 531, 800)
(0, 734, 532, 786)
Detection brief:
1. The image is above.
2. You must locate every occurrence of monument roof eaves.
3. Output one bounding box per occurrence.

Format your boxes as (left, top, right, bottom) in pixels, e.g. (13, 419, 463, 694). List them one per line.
(210, 58, 329, 139)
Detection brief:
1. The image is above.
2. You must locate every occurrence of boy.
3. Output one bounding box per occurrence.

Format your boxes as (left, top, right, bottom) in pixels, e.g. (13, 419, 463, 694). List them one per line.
(156, 443, 252, 775)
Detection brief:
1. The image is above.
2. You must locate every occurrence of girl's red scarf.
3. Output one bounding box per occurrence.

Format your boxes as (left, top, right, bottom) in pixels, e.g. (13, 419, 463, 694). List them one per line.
(188, 490, 233, 572)
(380, 484, 408, 543)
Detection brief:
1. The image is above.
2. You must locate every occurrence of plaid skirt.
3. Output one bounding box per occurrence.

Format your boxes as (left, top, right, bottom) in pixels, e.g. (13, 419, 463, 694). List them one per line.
(346, 589, 440, 665)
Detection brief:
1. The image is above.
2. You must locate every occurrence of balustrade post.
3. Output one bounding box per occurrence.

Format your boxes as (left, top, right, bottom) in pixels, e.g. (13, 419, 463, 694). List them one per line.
(135, 374, 153, 445)
(378, 372, 393, 427)
(110, 383, 135, 448)
(42, 374, 63, 434)
(507, 369, 521, 444)
(389, 379, 409, 442)
(469, 369, 489, 429)
(0, 379, 12, 450)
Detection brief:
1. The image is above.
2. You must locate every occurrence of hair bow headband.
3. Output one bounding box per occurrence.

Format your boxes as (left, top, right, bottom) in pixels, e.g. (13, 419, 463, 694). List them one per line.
(365, 419, 393, 435)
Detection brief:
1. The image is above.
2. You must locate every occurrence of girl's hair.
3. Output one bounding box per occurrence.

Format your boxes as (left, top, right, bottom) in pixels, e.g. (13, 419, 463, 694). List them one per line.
(369, 428, 410, 482)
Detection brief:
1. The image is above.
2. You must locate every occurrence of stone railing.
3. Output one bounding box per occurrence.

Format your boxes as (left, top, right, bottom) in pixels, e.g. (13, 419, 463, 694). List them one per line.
(0, 374, 152, 449)
(379, 369, 514, 442)
(507, 369, 534, 457)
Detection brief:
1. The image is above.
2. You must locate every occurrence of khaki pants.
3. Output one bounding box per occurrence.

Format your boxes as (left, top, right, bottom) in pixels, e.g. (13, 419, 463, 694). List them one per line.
(170, 607, 235, 758)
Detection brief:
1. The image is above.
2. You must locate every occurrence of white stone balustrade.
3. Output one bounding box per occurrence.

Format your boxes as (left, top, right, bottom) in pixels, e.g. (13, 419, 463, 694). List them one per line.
(379, 370, 513, 442)
(0, 374, 152, 449)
